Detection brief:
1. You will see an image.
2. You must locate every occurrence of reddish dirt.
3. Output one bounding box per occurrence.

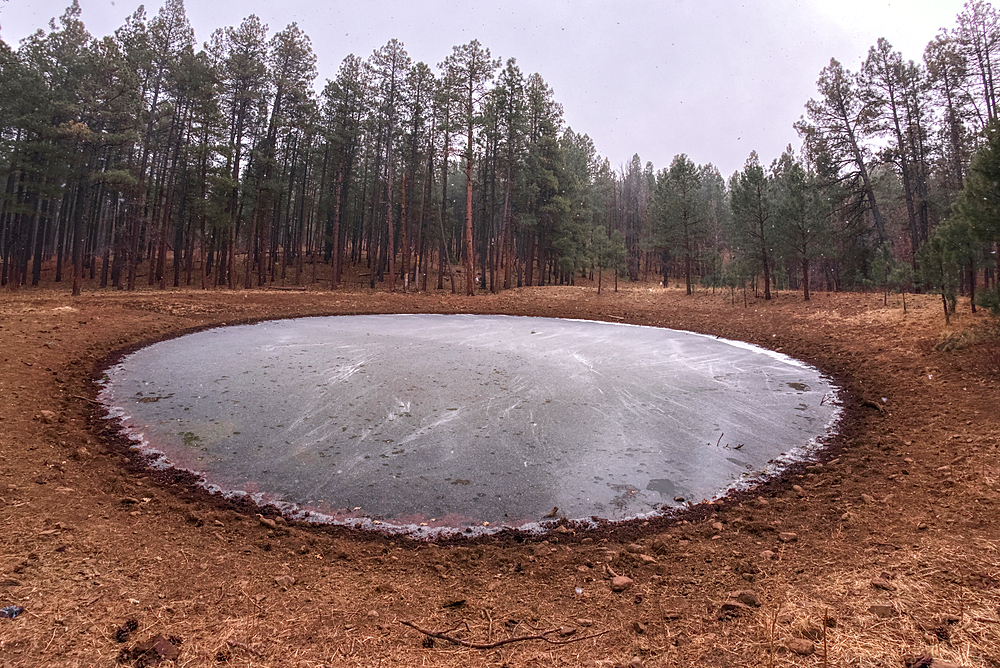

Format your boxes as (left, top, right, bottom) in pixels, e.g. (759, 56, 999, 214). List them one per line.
(0, 279, 998, 667)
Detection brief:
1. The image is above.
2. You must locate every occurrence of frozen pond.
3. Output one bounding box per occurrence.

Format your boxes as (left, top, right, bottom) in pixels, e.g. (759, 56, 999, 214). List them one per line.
(99, 314, 840, 534)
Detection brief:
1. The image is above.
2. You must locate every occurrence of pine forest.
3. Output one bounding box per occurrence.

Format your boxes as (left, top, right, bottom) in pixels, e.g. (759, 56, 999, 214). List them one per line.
(2, 0, 1000, 318)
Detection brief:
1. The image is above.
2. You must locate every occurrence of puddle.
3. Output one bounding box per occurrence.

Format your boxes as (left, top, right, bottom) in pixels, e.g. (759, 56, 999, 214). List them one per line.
(98, 314, 841, 535)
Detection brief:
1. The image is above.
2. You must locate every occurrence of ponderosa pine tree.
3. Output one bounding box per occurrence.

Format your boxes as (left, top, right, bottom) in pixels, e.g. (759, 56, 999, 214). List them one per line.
(440, 40, 498, 295)
(796, 58, 889, 243)
(651, 154, 706, 295)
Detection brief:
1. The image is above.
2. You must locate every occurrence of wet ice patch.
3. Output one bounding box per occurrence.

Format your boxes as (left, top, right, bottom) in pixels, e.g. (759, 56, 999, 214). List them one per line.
(98, 314, 841, 533)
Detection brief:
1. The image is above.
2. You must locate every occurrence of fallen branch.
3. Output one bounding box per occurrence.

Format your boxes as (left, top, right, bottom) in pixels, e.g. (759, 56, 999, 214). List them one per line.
(400, 620, 608, 649)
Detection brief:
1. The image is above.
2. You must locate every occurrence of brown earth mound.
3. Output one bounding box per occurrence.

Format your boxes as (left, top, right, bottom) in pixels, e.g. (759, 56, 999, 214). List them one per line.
(0, 282, 998, 667)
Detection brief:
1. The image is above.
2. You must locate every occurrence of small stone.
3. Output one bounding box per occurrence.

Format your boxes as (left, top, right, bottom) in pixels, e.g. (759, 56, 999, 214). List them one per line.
(718, 600, 752, 617)
(868, 604, 897, 618)
(787, 638, 815, 656)
(778, 532, 798, 543)
(576, 618, 594, 627)
(871, 577, 896, 591)
(639, 554, 656, 564)
(257, 514, 277, 529)
(629, 657, 643, 668)
(38, 410, 57, 424)
(792, 485, 804, 495)
(367, 610, 379, 618)
(760, 550, 776, 560)
(554, 525, 572, 534)
(274, 574, 296, 588)
(861, 493, 875, 504)
(611, 576, 634, 592)
(625, 543, 644, 554)
(632, 620, 647, 634)
(711, 521, 724, 532)
(733, 590, 761, 607)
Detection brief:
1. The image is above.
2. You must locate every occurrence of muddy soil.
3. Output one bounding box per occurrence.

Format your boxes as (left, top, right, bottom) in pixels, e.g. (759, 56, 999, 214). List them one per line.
(0, 279, 998, 667)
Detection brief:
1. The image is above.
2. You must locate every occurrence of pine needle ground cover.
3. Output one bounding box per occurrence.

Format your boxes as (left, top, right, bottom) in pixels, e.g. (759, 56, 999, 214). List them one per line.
(0, 282, 997, 667)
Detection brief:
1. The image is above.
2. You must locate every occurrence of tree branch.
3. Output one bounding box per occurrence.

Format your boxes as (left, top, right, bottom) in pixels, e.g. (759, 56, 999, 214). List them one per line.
(400, 620, 608, 649)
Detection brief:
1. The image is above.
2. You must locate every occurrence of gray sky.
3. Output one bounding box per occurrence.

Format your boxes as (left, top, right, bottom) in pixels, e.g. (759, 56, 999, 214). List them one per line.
(2, 0, 970, 177)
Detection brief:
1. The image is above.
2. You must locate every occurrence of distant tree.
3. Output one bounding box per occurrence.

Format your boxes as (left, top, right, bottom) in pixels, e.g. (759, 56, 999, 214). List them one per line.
(729, 151, 775, 300)
(771, 147, 832, 301)
(440, 40, 499, 295)
(651, 154, 706, 295)
(952, 119, 1000, 309)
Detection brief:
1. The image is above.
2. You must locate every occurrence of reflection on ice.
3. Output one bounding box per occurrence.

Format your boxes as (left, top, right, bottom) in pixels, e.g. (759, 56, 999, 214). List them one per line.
(98, 314, 841, 534)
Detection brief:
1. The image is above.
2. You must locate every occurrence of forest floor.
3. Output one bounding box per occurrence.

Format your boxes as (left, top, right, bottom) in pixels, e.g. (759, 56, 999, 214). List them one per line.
(1, 272, 999, 668)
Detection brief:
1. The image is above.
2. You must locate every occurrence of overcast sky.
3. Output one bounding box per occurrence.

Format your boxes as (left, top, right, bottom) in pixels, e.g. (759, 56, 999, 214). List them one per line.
(2, 0, 971, 177)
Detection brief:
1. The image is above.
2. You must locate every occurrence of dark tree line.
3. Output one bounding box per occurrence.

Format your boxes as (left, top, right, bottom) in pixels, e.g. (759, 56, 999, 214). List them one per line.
(1, 0, 998, 311)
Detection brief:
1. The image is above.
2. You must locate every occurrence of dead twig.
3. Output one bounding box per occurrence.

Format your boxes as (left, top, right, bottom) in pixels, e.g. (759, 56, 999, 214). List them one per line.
(400, 620, 608, 649)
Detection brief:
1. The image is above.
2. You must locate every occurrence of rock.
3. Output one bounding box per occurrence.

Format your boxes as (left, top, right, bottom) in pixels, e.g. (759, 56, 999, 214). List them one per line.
(871, 577, 896, 591)
(632, 620, 647, 634)
(733, 590, 761, 607)
(760, 550, 777, 560)
(787, 638, 815, 656)
(778, 532, 798, 543)
(274, 574, 296, 589)
(611, 576, 634, 592)
(792, 485, 804, 495)
(904, 654, 971, 668)
(127, 634, 180, 664)
(554, 525, 573, 534)
(257, 514, 277, 529)
(629, 657, 643, 668)
(625, 543, 644, 554)
(711, 521, 724, 532)
(38, 410, 57, 424)
(576, 618, 594, 627)
(861, 493, 875, 504)
(638, 554, 656, 564)
(868, 604, 897, 618)
(718, 600, 752, 617)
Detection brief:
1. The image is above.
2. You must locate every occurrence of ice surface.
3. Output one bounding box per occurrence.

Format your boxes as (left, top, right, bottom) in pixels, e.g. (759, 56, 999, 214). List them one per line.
(99, 314, 840, 530)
